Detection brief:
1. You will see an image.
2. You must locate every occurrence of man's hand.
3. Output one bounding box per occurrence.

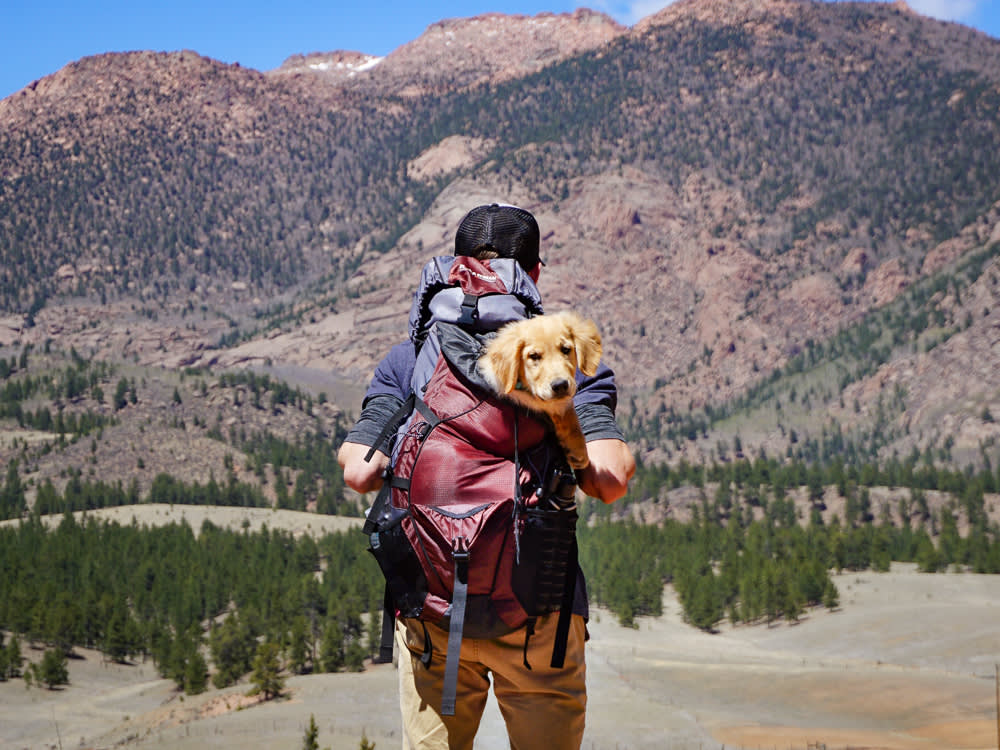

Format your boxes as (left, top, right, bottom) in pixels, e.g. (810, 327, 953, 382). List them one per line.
(576, 438, 635, 503)
(337, 441, 389, 494)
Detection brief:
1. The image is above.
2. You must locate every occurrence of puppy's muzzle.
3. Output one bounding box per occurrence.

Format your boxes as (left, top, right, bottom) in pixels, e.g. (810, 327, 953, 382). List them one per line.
(550, 378, 572, 398)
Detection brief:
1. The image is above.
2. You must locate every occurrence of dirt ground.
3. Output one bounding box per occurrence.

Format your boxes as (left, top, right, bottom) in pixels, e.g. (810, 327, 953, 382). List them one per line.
(3, 524, 999, 750)
(0, 504, 364, 538)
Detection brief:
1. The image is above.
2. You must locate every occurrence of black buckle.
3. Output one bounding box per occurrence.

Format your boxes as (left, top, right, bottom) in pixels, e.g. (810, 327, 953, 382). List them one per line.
(457, 293, 479, 327)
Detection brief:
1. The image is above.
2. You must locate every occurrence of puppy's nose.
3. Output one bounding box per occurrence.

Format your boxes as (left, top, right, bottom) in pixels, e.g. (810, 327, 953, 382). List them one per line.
(551, 378, 571, 397)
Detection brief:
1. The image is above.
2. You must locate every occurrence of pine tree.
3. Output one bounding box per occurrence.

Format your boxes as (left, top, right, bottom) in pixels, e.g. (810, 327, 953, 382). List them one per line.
(288, 616, 310, 674)
(0, 460, 26, 520)
(184, 650, 208, 695)
(169, 629, 203, 690)
(104, 607, 131, 663)
(916, 532, 942, 573)
(249, 641, 284, 701)
(319, 619, 344, 673)
(782, 575, 804, 623)
(763, 563, 782, 626)
(345, 638, 366, 672)
(302, 715, 320, 750)
(365, 609, 382, 660)
(822, 578, 840, 610)
(210, 614, 255, 688)
(7, 634, 25, 679)
(113, 377, 129, 410)
(34, 648, 69, 689)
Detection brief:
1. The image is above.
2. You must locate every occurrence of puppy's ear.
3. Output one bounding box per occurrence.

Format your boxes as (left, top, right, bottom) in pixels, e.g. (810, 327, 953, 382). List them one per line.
(489, 331, 524, 394)
(569, 315, 602, 376)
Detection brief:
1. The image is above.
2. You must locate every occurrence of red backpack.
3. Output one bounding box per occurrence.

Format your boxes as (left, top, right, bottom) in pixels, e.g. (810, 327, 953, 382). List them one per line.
(362, 256, 579, 715)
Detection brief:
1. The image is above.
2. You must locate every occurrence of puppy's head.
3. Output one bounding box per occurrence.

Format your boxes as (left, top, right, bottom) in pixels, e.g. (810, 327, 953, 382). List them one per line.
(485, 311, 602, 403)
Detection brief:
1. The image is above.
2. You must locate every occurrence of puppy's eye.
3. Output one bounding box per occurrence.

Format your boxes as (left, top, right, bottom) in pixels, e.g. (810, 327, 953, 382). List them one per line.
(560, 345, 573, 356)
(527, 352, 542, 361)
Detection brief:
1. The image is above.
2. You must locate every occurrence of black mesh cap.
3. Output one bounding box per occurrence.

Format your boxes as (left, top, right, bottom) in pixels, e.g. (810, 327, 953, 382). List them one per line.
(454, 203, 541, 271)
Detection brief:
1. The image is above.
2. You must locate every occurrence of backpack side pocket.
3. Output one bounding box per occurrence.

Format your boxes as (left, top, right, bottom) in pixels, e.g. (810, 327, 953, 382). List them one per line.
(368, 500, 428, 620)
(512, 506, 578, 616)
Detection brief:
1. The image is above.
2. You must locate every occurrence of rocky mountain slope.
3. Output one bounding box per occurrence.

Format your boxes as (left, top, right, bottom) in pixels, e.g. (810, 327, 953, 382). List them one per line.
(275, 9, 625, 95)
(2, 0, 1000, 483)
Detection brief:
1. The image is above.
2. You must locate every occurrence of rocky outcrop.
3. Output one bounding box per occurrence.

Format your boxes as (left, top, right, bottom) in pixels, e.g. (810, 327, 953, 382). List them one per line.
(370, 9, 625, 95)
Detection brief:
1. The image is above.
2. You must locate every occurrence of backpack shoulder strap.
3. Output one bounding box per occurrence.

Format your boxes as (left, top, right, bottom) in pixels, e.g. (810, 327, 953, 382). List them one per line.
(360, 393, 417, 537)
(363, 392, 417, 464)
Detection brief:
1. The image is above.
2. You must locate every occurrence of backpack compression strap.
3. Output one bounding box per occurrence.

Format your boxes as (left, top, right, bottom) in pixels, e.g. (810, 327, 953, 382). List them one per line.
(377, 587, 395, 663)
(441, 536, 470, 716)
(550, 536, 578, 669)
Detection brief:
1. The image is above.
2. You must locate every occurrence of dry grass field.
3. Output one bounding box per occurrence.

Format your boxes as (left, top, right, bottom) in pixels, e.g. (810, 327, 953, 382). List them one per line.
(2, 506, 999, 750)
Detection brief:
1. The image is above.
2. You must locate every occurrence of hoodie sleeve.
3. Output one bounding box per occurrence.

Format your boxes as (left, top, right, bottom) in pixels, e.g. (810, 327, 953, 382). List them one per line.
(342, 341, 417, 450)
(574, 363, 625, 442)
(362, 341, 417, 402)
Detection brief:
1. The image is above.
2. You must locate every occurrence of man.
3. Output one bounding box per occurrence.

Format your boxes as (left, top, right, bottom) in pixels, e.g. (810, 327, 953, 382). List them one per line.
(338, 203, 635, 750)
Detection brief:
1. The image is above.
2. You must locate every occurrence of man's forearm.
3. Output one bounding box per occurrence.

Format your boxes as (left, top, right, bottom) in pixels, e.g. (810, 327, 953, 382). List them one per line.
(338, 441, 389, 494)
(577, 438, 635, 503)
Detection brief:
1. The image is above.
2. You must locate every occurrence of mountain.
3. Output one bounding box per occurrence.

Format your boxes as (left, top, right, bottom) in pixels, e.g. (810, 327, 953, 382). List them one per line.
(2, 0, 1000, 496)
(274, 9, 625, 95)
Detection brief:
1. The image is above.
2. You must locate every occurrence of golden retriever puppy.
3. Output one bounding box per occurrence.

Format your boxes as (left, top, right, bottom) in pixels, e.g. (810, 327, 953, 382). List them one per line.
(479, 311, 602, 470)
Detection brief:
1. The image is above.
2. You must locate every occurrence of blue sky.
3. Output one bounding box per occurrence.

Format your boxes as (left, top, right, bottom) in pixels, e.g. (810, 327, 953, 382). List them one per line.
(2, 1, 999, 101)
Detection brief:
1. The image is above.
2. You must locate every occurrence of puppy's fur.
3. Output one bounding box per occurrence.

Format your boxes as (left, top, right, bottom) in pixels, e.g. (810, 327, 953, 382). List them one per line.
(479, 311, 602, 470)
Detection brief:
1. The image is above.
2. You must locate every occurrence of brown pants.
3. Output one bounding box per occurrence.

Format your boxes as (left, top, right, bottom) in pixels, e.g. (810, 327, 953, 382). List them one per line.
(396, 613, 587, 750)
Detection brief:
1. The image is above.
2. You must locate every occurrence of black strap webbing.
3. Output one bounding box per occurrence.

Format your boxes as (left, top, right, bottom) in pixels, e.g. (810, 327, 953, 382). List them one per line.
(413, 397, 441, 430)
(441, 538, 469, 716)
(420, 622, 433, 668)
(364, 393, 416, 463)
(550, 536, 578, 669)
(378, 586, 395, 663)
(522, 617, 537, 670)
(362, 481, 392, 535)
